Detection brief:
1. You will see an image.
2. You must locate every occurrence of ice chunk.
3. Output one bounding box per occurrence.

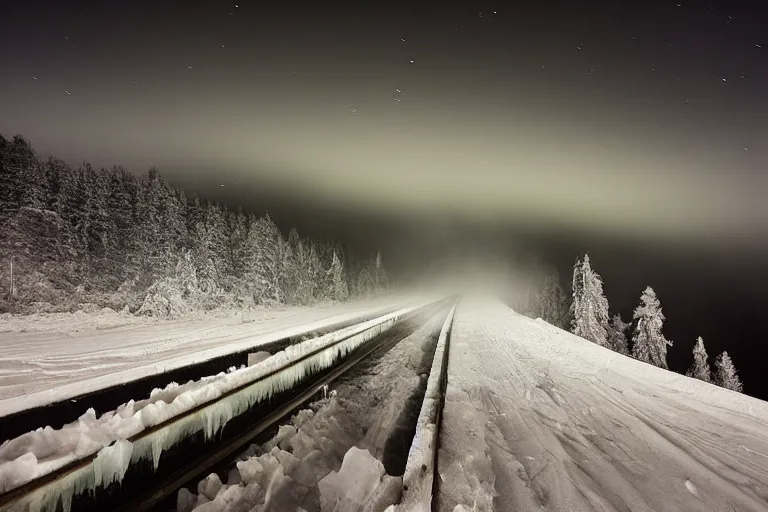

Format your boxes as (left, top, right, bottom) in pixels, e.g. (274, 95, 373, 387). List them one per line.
(318, 446, 390, 511)
(197, 472, 223, 501)
(263, 424, 297, 452)
(362, 474, 402, 512)
(228, 467, 242, 485)
(288, 429, 317, 459)
(248, 351, 272, 366)
(237, 457, 265, 484)
(241, 481, 265, 506)
(0, 451, 37, 492)
(195, 492, 210, 507)
(177, 487, 197, 512)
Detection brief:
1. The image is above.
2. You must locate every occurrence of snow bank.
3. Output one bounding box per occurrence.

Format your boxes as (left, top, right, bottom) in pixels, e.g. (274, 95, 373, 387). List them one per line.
(0, 302, 431, 511)
(436, 297, 768, 512)
(0, 293, 432, 416)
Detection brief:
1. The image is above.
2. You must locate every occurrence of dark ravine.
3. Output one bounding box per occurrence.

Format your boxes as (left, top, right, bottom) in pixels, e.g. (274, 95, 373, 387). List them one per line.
(0, 303, 404, 443)
(380, 327, 441, 476)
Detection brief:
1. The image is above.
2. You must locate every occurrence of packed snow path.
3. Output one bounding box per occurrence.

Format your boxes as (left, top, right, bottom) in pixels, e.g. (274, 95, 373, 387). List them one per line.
(437, 297, 768, 512)
(0, 295, 424, 417)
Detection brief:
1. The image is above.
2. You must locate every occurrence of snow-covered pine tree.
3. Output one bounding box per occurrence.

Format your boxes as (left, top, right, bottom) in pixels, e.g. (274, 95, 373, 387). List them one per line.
(291, 236, 315, 305)
(374, 251, 388, 292)
(631, 286, 673, 369)
(607, 314, 630, 355)
(328, 250, 349, 301)
(276, 231, 295, 303)
(570, 254, 610, 346)
(714, 351, 743, 393)
(247, 213, 284, 304)
(226, 208, 249, 279)
(685, 337, 712, 383)
(536, 274, 569, 329)
(105, 166, 135, 283)
(305, 240, 323, 301)
(356, 266, 376, 298)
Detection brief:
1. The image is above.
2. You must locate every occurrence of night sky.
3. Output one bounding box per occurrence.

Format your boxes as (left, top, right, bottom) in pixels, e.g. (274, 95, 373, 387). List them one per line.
(1, 1, 767, 397)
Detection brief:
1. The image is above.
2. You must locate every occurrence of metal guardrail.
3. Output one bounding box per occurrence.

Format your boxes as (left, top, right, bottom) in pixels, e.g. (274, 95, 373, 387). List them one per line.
(0, 299, 442, 512)
(397, 300, 458, 512)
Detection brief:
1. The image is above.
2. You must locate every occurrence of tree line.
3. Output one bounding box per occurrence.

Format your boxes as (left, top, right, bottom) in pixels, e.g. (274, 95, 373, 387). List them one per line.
(531, 254, 743, 394)
(0, 134, 388, 316)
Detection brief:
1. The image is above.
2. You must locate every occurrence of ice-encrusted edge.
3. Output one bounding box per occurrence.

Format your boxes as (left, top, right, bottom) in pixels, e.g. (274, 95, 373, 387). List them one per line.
(1, 301, 435, 512)
(397, 301, 457, 512)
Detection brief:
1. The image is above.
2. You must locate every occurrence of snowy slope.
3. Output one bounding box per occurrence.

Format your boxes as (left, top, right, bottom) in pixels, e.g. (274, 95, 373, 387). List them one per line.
(437, 297, 768, 512)
(0, 295, 425, 417)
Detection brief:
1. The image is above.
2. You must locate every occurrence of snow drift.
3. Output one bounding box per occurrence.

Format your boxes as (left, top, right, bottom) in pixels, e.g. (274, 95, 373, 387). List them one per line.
(437, 297, 768, 512)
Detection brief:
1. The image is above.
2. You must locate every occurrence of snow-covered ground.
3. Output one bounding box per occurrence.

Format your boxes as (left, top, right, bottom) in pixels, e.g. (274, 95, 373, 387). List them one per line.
(0, 295, 425, 417)
(437, 297, 768, 512)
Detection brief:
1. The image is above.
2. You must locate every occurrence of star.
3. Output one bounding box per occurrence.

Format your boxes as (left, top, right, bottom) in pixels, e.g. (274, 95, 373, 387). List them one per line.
(400, 37, 406, 43)
(32, 76, 38, 80)
(350, 107, 358, 115)
(409, 60, 414, 64)
(188, 66, 194, 70)
(132, 81, 139, 86)
(65, 90, 71, 95)
(757, 44, 763, 48)
(395, 88, 402, 93)
(743, 147, 749, 151)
